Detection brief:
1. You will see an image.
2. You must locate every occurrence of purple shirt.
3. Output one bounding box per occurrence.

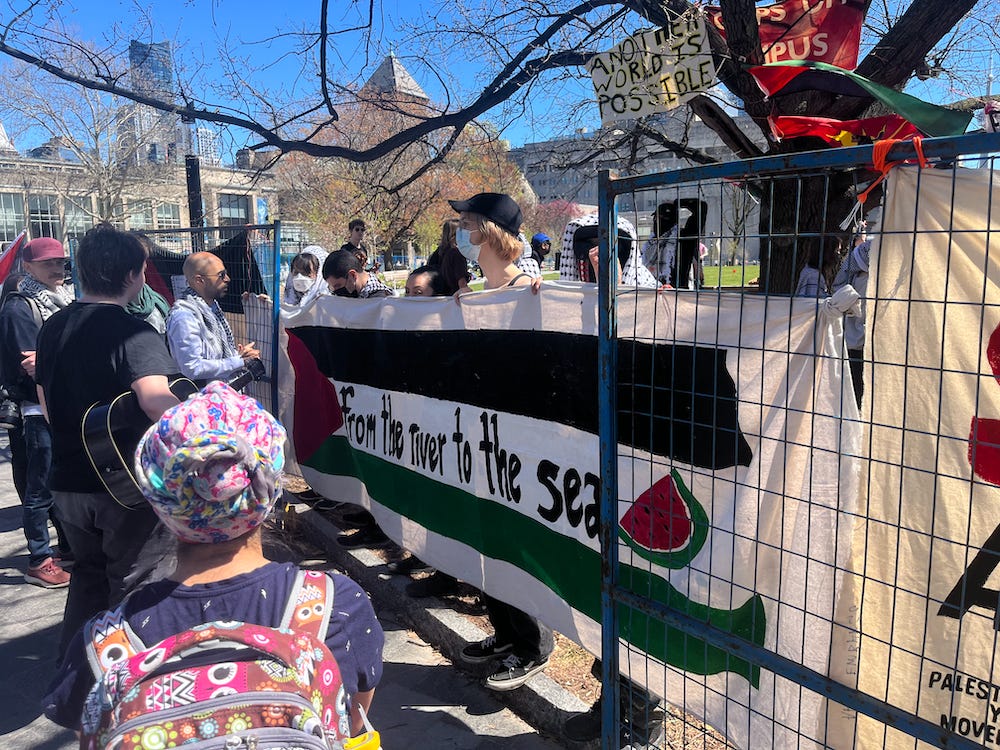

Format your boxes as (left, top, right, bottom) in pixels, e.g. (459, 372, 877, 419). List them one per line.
(43, 562, 384, 730)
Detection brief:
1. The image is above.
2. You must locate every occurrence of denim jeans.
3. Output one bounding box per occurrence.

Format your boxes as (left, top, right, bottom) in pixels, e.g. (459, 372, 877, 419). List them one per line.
(7, 425, 26, 502)
(22, 415, 54, 567)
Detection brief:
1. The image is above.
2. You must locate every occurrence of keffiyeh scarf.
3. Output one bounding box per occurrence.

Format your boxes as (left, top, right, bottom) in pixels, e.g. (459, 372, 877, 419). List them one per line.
(17, 274, 72, 320)
(168, 286, 238, 359)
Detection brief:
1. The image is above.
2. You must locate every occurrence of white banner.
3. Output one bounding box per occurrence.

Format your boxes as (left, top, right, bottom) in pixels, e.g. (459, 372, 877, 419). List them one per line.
(280, 283, 861, 748)
(827, 166, 1000, 748)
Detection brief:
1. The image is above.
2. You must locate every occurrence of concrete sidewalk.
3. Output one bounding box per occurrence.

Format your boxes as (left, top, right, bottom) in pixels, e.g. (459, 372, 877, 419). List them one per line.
(0, 432, 565, 749)
(295, 504, 594, 747)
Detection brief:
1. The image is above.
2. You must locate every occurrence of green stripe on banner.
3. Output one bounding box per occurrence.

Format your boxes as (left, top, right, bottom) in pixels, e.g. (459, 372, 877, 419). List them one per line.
(306, 435, 765, 686)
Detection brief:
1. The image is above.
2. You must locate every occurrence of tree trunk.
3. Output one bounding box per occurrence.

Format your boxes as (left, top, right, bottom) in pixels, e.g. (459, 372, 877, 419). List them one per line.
(757, 141, 864, 295)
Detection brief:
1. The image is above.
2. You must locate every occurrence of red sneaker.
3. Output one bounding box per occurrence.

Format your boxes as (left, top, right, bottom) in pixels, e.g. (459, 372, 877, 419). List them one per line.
(25, 558, 71, 588)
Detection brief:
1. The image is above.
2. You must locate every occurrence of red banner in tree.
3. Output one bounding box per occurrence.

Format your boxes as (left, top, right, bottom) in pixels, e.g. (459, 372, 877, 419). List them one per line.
(769, 114, 921, 146)
(707, 0, 865, 69)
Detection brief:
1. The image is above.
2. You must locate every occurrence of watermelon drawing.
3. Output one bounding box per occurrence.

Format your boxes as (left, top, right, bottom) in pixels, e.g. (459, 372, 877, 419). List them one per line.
(618, 469, 709, 569)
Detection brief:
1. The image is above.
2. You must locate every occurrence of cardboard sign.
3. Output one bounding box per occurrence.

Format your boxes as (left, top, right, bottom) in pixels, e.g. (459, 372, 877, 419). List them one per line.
(587, 12, 717, 125)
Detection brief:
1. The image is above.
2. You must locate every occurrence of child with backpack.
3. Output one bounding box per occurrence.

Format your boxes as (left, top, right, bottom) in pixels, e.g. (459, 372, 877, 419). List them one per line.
(42, 381, 384, 748)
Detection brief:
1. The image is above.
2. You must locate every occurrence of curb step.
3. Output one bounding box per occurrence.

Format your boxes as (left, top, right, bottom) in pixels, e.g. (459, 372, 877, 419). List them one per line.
(294, 504, 595, 747)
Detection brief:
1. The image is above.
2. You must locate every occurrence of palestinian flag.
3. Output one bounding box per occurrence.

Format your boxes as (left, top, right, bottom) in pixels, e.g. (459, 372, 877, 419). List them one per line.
(0, 229, 26, 285)
(750, 61, 973, 138)
(285, 329, 344, 464)
(770, 114, 922, 146)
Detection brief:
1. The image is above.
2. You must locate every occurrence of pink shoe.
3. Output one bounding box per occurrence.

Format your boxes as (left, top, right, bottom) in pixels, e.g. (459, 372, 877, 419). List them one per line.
(25, 558, 71, 588)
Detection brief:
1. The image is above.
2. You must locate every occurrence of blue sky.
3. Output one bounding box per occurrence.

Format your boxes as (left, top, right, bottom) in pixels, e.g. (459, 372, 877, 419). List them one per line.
(33, 0, 601, 152)
(4, 0, 995, 155)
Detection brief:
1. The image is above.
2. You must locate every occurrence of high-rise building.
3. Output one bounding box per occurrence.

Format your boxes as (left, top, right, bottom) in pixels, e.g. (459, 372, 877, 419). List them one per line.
(119, 40, 191, 166)
(129, 41, 174, 97)
(196, 127, 222, 166)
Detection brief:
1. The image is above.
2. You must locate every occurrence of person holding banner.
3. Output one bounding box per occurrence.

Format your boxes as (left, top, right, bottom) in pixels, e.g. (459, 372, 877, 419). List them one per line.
(448, 192, 554, 689)
(449, 192, 535, 291)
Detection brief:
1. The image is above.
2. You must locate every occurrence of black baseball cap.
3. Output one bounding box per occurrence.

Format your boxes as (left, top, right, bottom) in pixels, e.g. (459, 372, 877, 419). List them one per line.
(448, 193, 522, 237)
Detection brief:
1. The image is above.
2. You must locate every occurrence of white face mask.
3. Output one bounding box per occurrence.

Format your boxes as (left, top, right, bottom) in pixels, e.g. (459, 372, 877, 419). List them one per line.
(291, 274, 313, 293)
(456, 228, 481, 263)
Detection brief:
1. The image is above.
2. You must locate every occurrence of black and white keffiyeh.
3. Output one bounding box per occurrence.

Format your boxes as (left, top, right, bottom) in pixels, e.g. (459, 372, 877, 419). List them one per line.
(168, 287, 238, 360)
(17, 274, 72, 320)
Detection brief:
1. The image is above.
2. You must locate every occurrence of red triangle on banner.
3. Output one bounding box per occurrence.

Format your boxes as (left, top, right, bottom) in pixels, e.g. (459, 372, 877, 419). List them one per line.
(286, 330, 344, 464)
(0, 230, 27, 286)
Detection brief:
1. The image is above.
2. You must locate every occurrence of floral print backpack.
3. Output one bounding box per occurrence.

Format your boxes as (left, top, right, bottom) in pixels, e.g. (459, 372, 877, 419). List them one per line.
(79, 570, 351, 750)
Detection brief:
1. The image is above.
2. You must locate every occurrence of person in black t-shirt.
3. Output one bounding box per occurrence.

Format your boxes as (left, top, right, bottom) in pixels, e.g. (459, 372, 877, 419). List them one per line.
(35, 224, 180, 657)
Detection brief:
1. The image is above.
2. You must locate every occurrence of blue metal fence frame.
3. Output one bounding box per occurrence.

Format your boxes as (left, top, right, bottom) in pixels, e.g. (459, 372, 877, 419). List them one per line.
(118, 221, 283, 416)
(595, 131, 1000, 750)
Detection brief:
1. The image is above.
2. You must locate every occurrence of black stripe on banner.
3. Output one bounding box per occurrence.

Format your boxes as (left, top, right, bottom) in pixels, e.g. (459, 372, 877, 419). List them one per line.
(290, 327, 752, 470)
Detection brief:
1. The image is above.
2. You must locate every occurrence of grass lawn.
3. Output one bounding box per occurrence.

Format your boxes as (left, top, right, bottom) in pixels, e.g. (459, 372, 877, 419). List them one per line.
(467, 267, 759, 290)
(703, 265, 760, 287)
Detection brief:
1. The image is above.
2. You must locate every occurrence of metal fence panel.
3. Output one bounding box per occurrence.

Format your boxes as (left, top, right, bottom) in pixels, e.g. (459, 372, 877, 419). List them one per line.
(116, 222, 281, 414)
(597, 133, 1000, 749)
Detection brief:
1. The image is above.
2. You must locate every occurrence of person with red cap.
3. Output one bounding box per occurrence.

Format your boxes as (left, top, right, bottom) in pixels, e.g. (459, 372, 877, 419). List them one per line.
(0, 237, 73, 588)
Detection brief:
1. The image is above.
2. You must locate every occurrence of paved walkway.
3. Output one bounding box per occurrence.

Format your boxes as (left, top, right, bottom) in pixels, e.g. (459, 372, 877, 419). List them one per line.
(0, 432, 562, 749)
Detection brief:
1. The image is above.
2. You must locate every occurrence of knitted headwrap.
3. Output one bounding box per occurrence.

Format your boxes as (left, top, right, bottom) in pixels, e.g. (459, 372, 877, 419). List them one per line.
(134, 381, 287, 544)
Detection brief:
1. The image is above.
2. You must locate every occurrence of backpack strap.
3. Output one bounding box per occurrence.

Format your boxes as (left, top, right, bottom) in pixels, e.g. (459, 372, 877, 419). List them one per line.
(83, 603, 147, 679)
(4, 292, 44, 329)
(280, 569, 335, 640)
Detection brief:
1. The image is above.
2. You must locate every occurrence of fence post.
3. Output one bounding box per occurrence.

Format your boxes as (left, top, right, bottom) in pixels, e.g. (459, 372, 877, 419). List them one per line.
(271, 220, 282, 414)
(597, 169, 621, 750)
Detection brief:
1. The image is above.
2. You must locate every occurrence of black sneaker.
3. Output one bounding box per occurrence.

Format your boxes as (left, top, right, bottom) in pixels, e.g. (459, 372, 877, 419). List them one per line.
(335, 509, 374, 528)
(460, 635, 514, 664)
(386, 556, 433, 575)
(337, 526, 390, 549)
(405, 571, 459, 598)
(484, 654, 548, 691)
(564, 699, 602, 742)
(621, 705, 666, 749)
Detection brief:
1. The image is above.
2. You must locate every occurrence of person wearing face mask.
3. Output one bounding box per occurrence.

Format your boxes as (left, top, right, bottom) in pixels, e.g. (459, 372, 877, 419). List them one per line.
(322, 250, 394, 299)
(319, 248, 395, 551)
(282, 246, 329, 307)
(446, 193, 553, 691)
(449, 193, 534, 291)
(529, 233, 551, 266)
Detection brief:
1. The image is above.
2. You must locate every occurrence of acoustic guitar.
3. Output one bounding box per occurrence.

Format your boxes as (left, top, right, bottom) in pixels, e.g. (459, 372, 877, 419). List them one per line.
(82, 358, 267, 509)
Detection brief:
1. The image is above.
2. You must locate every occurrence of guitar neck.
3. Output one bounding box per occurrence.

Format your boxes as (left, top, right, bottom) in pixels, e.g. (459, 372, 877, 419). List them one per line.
(229, 358, 266, 392)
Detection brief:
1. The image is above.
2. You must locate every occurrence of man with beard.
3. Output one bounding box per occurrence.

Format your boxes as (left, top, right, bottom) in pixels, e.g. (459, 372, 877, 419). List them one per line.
(166, 251, 260, 385)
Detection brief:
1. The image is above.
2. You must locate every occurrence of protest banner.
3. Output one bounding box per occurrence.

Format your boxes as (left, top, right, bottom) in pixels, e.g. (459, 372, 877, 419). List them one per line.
(587, 12, 717, 125)
(825, 166, 1000, 748)
(281, 283, 861, 747)
(707, 0, 865, 69)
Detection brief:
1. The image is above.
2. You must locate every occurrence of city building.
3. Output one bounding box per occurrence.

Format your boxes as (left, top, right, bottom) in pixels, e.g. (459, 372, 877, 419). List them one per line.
(196, 126, 222, 166)
(362, 53, 430, 103)
(510, 113, 766, 261)
(0, 144, 277, 249)
(118, 40, 192, 166)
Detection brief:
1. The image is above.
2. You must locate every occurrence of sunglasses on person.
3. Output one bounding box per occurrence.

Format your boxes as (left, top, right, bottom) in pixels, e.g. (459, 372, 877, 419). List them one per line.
(199, 270, 229, 281)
